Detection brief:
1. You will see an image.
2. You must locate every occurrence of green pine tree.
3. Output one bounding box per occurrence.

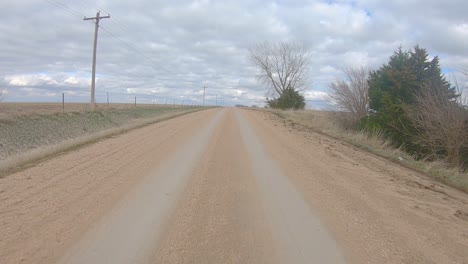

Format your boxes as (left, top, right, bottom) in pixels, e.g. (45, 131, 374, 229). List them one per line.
(365, 46, 458, 153)
(267, 88, 305, 110)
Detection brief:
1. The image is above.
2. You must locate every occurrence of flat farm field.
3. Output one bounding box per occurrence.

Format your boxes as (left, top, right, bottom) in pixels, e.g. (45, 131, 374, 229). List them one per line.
(0, 103, 175, 120)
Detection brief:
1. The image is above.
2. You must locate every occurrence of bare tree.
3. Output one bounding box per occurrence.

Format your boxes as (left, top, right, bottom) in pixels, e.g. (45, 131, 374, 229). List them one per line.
(249, 42, 311, 98)
(407, 84, 468, 168)
(329, 67, 369, 125)
(462, 67, 468, 77)
(460, 68, 468, 105)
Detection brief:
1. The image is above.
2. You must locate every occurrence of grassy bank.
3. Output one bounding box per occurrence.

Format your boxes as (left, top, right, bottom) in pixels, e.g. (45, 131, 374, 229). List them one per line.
(270, 109, 468, 193)
(0, 106, 206, 175)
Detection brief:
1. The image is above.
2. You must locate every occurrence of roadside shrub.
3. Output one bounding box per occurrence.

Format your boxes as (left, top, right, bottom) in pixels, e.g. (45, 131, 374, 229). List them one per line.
(329, 67, 369, 128)
(267, 88, 305, 110)
(365, 46, 459, 161)
(407, 86, 468, 168)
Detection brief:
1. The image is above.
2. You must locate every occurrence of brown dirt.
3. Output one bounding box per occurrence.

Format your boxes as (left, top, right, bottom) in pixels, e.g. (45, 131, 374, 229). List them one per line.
(0, 102, 184, 120)
(153, 110, 280, 264)
(0, 103, 93, 119)
(0, 108, 467, 263)
(245, 109, 468, 263)
(0, 109, 219, 263)
(0, 103, 199, 168)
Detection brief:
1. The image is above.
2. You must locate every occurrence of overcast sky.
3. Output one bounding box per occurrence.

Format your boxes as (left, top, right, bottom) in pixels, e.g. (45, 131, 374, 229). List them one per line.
(1, 0, 467, 108)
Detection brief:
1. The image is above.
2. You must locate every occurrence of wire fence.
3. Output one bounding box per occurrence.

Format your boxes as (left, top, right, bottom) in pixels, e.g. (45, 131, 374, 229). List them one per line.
(3, 1, 268, 114)
(0, 88, 257, 119)
(1, 86, 328, 114)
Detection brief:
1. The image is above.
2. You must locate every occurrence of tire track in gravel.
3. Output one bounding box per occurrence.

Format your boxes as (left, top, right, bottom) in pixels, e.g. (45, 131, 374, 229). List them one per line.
(236, 110, 345, 264)
(0, 109, 220, 264)
(152, 109, 281, 264)
(58, 110, 225, 264)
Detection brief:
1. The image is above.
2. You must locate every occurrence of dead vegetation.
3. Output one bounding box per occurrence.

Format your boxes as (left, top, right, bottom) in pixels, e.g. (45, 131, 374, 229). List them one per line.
(271, 109, 468, 193)
(329, 67, 369, 127)
(249, 41, 311, 97)
(407, 86, 468, 168)
(0, 102, 187, 120)
(0, 104, 203, 175)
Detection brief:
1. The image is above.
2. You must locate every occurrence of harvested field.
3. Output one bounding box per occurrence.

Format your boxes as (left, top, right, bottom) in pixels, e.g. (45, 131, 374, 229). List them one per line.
(0, 103, 204, 173)
(0, 103, 186, 120)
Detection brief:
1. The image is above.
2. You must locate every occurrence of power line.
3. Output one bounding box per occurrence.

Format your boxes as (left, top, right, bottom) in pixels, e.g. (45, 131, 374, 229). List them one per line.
(99, 26, 137, 53)
(99, 26, 155, 64)
(44, 0, 164, 73)
(45, 0, 86, 18)
(76, 0, 167, 66)
(80, 0, 111, 14)
(44, 0, 222, 88)
(98, 25, 180, 77)
(74, 0, 104, 16)
(109, 18, 158, 54)
(78, 0, 141, 40)
(77, 0, 102, 11)
(48, 0, 179, 76)
(98, 26, 174, 75)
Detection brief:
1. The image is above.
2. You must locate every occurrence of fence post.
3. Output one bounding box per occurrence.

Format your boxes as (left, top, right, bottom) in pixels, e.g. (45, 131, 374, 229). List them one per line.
(62, 93, 65, 113)
(107, 92, 109, 107)
(134, 96, 137, 107)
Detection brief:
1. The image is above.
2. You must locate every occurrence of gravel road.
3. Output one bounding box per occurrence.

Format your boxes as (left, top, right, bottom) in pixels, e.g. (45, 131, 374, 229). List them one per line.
(1, 108, 467, 263)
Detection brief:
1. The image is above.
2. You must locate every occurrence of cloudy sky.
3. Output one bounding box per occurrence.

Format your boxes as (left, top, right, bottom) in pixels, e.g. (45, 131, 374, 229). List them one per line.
(1, 0, 467, 108)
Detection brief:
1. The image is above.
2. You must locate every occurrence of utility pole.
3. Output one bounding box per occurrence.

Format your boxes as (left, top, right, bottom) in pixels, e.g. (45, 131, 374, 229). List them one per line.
(203, 85, 206, 106)
(84, 11, 110, 111)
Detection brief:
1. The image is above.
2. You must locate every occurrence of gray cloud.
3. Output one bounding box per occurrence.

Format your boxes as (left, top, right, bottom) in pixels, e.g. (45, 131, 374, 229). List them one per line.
(1, 0, 467, 107)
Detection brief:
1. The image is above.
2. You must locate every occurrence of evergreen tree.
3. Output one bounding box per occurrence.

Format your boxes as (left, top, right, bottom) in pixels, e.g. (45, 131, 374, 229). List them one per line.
(266, 88, 305, 110)
(366, 46, 457, 153)
(409, 46, 457, 100)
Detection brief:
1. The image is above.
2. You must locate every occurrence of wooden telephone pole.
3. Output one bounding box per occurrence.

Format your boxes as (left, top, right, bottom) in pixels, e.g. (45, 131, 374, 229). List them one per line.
(203, 85, 206, 106)
(84, 11, 110, 111)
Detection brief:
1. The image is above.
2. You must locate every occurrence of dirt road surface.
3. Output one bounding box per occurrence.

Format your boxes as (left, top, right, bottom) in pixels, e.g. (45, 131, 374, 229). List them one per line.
(1, 108, 467, 263)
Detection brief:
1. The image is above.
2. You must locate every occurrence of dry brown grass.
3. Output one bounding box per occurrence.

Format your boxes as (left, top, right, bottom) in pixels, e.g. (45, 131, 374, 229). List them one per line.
(271, 109, 468, 193)
(0, 105, 205, 176)
(0, 102, 186, 120)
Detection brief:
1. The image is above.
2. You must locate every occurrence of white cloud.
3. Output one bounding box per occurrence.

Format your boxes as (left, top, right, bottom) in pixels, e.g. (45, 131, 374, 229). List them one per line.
(64, 76, 79, 85)
(0, 0, 467, 107)
(6, 74, 58, 87)
(126, 88, 138, 94)
(304, 91, 329, 101)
